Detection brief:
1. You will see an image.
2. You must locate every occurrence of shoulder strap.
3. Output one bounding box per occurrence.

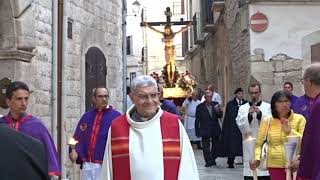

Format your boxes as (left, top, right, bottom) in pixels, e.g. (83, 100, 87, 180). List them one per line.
(264, 117, 271, 142)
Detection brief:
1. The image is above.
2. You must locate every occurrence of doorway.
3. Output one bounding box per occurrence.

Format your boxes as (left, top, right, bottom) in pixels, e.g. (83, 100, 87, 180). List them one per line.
(85, 47, 107, 111)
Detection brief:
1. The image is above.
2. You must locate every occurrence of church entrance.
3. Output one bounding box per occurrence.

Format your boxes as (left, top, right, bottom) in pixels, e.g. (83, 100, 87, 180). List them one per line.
(85, 47, 107, 111)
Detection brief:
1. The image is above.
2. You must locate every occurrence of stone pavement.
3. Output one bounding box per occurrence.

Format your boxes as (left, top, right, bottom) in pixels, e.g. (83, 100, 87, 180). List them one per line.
(193, 148, 243, 180)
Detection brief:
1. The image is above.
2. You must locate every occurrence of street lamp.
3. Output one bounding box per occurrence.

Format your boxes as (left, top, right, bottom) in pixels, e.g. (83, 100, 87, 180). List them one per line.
(131, 0, 141, 16)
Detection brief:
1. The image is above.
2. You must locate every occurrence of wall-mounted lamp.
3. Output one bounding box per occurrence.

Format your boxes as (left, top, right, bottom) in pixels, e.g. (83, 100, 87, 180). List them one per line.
(132, 0, 141, 16)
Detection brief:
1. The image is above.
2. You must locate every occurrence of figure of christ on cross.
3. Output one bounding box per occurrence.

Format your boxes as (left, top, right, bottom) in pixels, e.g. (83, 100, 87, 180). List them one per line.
(142, 7, 193, 87)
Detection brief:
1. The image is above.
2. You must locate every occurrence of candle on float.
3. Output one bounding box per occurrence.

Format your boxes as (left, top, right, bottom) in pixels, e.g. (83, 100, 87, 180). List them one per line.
(243, 136, 256, 160)
(243, 136, 258, 180)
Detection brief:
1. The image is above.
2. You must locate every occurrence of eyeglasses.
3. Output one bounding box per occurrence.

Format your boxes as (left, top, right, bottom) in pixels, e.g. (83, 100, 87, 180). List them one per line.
(96, 95, 109, 98)
(135, 92, 159, 101)
(276, 99, 290, 105)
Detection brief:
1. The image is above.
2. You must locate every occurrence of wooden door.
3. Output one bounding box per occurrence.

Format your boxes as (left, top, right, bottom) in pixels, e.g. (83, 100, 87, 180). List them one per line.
(311, 43, 320, 63)
(85, 47, 107, 111)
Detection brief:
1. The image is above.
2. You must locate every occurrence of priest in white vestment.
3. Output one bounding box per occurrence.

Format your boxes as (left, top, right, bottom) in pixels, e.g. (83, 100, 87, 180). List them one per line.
(100, 75, 199, 180)
(236, 84, 271, 180)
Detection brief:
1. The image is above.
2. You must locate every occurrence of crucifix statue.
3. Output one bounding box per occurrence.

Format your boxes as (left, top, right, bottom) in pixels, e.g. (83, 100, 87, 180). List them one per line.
(141, 7, 193, 87)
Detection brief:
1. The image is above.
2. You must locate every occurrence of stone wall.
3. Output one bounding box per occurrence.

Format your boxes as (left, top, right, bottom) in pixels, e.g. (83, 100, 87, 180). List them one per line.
(224, 1, 251, 97)
(0, 0, 54, 128)
(65, 0, 123, 179)
(185, 11, 231, 105)
(0, 0, 123, 179)
(251, 54, 304, 102)
(185, 1, 310, 105)
(185, 2, 251, 105)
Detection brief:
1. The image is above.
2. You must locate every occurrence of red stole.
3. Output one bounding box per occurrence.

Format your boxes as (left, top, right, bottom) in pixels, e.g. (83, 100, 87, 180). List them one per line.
(111, 111, 181, 180)
(5, 114, 32, 130)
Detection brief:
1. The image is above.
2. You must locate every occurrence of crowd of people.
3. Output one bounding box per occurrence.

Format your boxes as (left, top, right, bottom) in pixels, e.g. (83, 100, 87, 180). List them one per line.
(0, 63, 319, 180)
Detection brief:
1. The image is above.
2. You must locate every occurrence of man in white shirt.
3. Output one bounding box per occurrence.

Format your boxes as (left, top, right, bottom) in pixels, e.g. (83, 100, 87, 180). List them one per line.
(100, 75, 199, 180)
(236, 83, 271, 180)
(200, 84, 222, 105)
(182, 90, 202, 149)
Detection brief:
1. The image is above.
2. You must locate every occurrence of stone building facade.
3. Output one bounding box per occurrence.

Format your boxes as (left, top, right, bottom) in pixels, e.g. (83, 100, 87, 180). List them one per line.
(0, 0, 123, 179)
(185, 0, 320, 103)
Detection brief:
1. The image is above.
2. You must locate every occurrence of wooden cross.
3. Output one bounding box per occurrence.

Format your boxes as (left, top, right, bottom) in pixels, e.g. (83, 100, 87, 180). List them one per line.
(140, 7, 193, 27)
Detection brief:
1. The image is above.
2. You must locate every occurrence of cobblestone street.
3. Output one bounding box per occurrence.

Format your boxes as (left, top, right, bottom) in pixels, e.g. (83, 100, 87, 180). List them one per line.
(193, 148, 243, 180)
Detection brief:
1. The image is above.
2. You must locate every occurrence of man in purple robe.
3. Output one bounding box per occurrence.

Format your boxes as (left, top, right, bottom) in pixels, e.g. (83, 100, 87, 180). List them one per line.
(295, 63, 320, 180)
(283, 81, 298, 106)
(0, 81, 61, 177)
(158, 84, 180, 115)
(292, 94, 311, 121)
(69, 87, 121, 180)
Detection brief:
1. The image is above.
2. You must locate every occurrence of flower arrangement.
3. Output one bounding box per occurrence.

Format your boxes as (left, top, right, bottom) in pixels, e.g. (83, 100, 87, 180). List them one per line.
(177, 71, 197, 93)
(150, 71, 164, 84)
(151, 69, 197, 93)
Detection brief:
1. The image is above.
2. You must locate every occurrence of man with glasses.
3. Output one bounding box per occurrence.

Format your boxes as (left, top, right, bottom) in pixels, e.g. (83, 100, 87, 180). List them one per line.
(100, 75, 199, 180)
(236, 83, 271, 180)
(294, 63, 320, 180)
(200, 84, 222, 105)
(69, 87, 121, 180)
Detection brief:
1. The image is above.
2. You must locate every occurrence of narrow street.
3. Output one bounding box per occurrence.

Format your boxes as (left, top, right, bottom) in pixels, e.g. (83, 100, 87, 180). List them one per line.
(193, 148, 243, 180)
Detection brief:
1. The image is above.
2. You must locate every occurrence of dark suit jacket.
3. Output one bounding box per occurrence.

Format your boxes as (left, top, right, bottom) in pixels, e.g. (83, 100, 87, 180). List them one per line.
(0, 124, 49, 180)
(195, 101, 223, 138)
(221, 98, 247, 157)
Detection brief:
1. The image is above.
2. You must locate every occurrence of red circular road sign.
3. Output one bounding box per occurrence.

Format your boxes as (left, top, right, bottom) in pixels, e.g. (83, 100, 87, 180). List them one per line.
(250, 12, 268, 32)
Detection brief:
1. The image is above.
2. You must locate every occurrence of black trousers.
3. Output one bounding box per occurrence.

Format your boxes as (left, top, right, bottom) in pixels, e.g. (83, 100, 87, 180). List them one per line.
(202, 136, 219, 165)
(228, 157, 235, 166)
(244, 176, 270, 180)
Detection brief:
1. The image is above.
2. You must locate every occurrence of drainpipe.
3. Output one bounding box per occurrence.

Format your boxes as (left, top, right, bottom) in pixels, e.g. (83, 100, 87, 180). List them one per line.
(61, 1, 68, 178)
(57, 0, 63, 171)
(51, 0, 58, 143)
(122, 0, 127, 112)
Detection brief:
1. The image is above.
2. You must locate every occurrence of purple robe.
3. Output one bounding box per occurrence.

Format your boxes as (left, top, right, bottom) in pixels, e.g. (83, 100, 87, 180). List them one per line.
(298, 95, 320, 180)
(73, 107, 121, 164)
(292, 95, 311, 121)
(290, 94, 298, 108)
(161, 99, 180, 116)
(0, 114, 61, 176)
